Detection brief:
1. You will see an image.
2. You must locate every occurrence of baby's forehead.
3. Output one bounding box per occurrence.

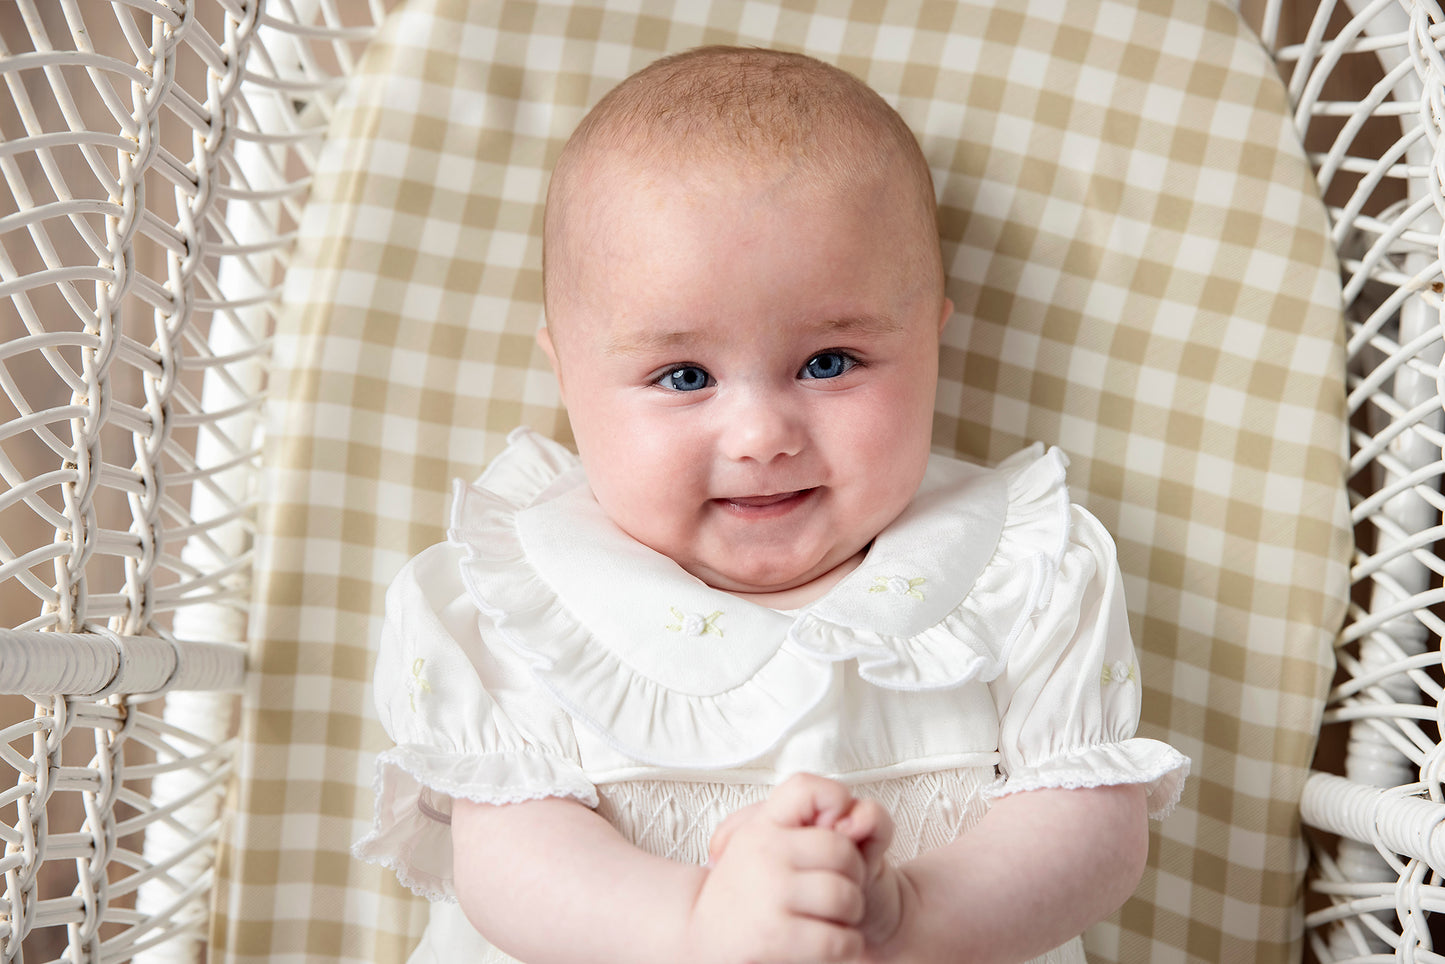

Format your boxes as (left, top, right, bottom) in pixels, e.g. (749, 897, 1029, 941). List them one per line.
(547, 147, 940, 304)
(562, 133, 916, 230)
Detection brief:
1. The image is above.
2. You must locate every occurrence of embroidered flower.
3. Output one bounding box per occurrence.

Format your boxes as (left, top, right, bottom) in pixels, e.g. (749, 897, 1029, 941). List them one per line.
(1101, 660, 1136, 686)
(408, 657, 432, 712)
(666, 607, 724, 638)
(869, 575, 927, 600)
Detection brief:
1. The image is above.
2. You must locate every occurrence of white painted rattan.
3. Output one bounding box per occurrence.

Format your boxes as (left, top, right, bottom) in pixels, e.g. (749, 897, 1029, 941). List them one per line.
(0, 1, 381, 960)
(1265, 0, 1445, 959)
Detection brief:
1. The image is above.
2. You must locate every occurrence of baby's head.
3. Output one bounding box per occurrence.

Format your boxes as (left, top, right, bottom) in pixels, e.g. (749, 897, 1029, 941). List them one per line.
(540, 46, 952, 604)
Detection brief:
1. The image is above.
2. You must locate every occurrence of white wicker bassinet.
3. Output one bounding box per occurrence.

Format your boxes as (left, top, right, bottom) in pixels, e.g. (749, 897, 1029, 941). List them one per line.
(1, 1, 1442, 961)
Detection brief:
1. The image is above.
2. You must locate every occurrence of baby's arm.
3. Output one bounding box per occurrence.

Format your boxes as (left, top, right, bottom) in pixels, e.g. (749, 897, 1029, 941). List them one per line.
(863, 782, 1149, 964)
(451, 773, 872, 964)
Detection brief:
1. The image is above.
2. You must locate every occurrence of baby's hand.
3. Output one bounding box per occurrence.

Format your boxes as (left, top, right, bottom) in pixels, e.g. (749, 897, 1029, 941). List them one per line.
(685, 774, 870, 963)
(710, 776, 903, 955)
(832, 798, 901, 950)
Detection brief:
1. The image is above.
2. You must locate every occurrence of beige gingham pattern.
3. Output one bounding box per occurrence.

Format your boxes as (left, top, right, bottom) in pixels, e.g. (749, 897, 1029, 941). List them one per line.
(212, 1, 1350, 961)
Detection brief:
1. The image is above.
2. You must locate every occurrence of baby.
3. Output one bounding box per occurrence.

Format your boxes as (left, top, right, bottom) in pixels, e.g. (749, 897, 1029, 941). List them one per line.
(356, 46, 1188, 964)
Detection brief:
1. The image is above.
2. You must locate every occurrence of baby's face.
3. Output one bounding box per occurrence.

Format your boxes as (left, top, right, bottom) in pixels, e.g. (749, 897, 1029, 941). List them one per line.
(542, 161, 950, 601)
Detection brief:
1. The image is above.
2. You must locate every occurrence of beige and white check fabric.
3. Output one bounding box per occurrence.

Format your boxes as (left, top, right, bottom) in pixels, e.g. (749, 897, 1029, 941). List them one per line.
(212, 1, 1349, 961)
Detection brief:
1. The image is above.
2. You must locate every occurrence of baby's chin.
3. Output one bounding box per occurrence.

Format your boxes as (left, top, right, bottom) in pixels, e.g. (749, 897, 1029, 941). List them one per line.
(688, 550, 868, 608)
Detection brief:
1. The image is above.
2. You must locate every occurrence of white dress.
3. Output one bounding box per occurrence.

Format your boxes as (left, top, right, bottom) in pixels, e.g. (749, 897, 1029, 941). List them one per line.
(354, 428, 1189, 963)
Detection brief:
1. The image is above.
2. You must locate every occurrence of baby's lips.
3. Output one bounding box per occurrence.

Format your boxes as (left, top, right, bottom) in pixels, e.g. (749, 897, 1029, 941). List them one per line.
(725, 491, 803, 508)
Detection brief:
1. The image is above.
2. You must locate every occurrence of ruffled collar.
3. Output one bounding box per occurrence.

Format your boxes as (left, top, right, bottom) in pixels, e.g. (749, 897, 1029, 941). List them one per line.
(450, 428, 1073, 768)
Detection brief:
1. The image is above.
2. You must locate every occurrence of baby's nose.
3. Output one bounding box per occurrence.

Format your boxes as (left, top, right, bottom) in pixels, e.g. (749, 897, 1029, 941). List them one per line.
(719, 391, 804, 463)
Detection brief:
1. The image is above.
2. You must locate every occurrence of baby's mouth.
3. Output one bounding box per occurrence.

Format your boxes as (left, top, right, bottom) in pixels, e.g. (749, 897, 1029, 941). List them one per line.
(718, 488, 815, 510)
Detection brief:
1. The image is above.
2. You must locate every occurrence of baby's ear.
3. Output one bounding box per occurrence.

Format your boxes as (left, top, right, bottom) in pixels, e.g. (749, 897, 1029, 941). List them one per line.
(938, 297, 954, 334)
(537, 325, 563, 388)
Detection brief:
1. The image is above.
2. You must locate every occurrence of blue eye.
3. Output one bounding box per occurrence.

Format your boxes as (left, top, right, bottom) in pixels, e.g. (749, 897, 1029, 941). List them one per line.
(800, 351, 856, 379)
(658, 365, 712, 392)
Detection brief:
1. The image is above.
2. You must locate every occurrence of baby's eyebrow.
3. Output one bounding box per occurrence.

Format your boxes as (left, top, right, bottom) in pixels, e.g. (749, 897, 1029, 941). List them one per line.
(603, 328, 709, 357)
(602, 314, 903, 356)
(812, 314, 904, 336)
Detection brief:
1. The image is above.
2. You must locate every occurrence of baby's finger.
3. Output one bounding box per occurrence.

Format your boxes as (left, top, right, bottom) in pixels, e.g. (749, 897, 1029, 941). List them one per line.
(784, 870, 866, 926)
(768, 917, 865, 964)
(765, 772, 855, 829)
(835, 798, 894, 867)
(707, 801, 764, 864)
(785, 825, 868, 883)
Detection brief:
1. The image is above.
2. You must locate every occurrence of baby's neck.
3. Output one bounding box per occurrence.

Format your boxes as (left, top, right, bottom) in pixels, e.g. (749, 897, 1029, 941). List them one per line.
(723, 550, 866, 611)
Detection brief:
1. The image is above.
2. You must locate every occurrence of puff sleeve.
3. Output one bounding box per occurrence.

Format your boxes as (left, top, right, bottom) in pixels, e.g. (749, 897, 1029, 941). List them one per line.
(982, 503, 1189, 818)
(352, 541, 596, 901)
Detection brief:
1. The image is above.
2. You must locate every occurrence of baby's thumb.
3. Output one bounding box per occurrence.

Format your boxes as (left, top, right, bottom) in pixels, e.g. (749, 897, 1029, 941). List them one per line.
(836, 798, 894, 871)
(764, 772, 855, 829)
(707, 802, 762, 864)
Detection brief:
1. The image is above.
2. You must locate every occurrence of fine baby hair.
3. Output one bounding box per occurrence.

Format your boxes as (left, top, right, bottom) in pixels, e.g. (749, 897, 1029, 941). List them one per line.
(542, 45, 943, 312)
(356, 44, 1188, 964)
